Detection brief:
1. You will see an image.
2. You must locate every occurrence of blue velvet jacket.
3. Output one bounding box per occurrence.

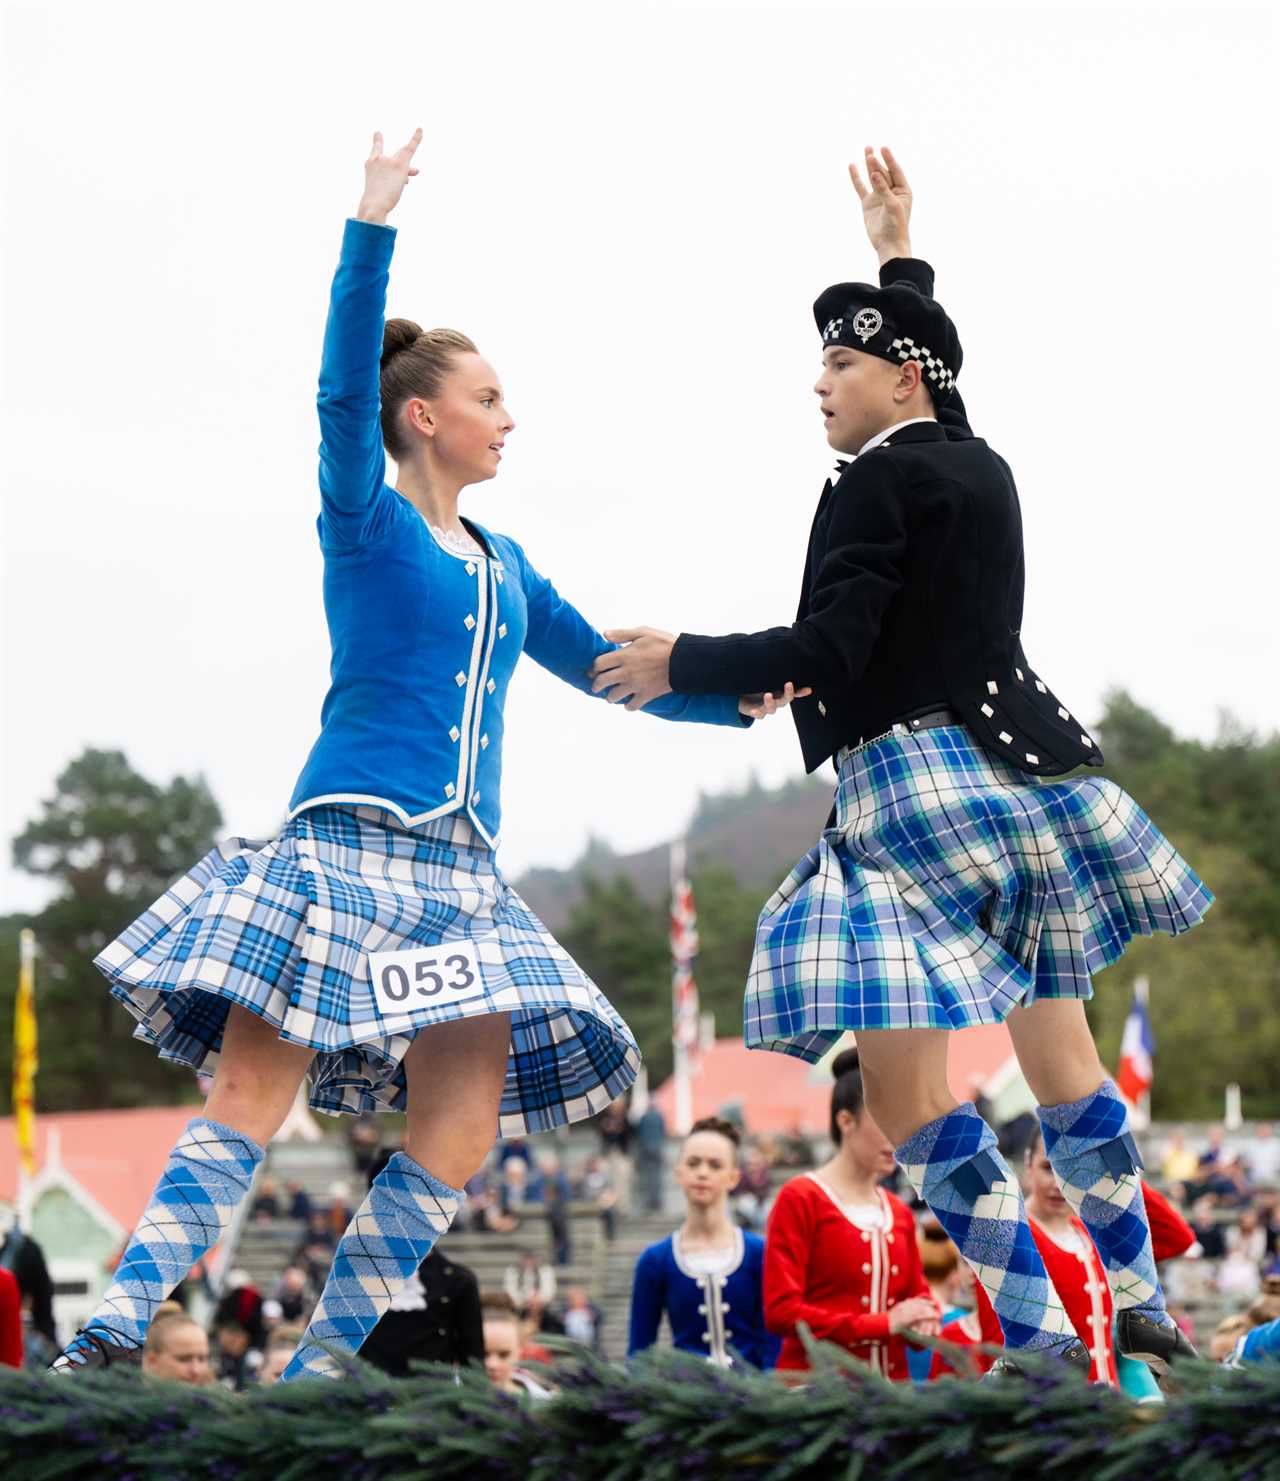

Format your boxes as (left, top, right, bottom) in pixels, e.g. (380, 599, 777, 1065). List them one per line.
(289, 220, 747, 845)
(628, 1229, 779, 1370)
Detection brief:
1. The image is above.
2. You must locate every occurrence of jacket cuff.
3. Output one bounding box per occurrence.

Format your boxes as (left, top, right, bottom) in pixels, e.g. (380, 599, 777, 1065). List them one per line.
(342, 217, 397, 266)
(879, 256, 934, 297)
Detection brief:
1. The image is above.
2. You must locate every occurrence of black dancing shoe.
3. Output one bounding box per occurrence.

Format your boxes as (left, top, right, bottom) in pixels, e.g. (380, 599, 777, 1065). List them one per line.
(50, 1328, 144, 1375)
(982, 1340, 1092, 1381)
(1115, 1309, 1199, 1379)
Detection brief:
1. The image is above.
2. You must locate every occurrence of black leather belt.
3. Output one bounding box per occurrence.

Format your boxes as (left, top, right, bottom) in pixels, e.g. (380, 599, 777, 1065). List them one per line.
(898, 707, 961, 732)
(835, 708, 962, 768)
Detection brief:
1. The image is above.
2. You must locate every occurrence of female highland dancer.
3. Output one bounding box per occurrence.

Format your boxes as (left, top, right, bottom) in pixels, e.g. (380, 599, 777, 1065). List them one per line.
(53, 131, 789, 1377)
(762, 1050, 937, 1381)
(591, 147, 1213, 1380)
(628, 1116, 779, 1370)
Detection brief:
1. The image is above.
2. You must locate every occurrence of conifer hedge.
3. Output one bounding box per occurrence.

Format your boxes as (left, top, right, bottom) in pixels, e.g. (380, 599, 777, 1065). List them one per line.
(3, 1345, 1279, 1481)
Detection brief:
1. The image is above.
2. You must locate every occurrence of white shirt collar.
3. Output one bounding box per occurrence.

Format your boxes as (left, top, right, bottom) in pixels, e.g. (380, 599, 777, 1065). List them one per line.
(856, 416, 938, 457)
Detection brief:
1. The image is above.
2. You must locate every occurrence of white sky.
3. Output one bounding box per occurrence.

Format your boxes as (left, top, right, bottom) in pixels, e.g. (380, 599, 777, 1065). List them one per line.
(2, 0, 1276, 914)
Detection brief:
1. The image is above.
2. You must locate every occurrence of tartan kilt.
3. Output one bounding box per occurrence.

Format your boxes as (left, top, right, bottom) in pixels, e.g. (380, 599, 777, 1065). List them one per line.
(746, 725, 1213, 1059)
(95, 806, 639, 1136)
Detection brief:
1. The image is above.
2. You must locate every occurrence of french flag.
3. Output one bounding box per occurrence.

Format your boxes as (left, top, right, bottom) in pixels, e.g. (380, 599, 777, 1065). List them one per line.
(1116, 983, 1155, 1106)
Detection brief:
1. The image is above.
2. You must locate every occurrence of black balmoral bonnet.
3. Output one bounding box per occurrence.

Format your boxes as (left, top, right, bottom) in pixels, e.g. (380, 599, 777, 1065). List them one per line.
(814, 281, 962, 403)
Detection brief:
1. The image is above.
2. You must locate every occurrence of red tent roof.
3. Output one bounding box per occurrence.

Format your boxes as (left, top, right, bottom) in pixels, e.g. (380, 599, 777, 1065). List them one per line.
(652, 1027, 1015, 1136)
(0, 1106, 199, 1232)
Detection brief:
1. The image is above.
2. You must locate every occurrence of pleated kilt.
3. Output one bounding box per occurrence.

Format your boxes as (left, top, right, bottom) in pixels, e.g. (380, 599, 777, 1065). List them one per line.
(95, 806, 639, 1136)
(746, 725, 1213, 1059)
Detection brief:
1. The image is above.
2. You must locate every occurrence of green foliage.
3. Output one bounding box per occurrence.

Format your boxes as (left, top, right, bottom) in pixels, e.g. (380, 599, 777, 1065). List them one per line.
(1, 749, 222, 1114)
(1, 1347, 1279, 1480)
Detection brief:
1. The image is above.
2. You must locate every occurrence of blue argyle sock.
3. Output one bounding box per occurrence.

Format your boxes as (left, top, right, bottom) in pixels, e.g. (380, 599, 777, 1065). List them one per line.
(897, 1103, 1076, 1354)
(53, 1117, 263, 1368)
(1038, 1079, 1171, 1327)
(281, 1151, 464, 1380)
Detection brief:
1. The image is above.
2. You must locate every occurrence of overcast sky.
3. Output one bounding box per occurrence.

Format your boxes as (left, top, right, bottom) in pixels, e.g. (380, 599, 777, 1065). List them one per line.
(2, 0, 1276, 915)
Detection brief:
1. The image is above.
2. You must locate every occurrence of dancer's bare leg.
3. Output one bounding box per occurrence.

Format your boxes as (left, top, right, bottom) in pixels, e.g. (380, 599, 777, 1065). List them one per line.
(204, 1004, 317, 1144)
(403, 1011, 513, 1189)
(1003, 999, 1105, 1106)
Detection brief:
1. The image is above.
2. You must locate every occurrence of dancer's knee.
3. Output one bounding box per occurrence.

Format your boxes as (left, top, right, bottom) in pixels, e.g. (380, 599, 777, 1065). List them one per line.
(405, 1114, 495, 1191)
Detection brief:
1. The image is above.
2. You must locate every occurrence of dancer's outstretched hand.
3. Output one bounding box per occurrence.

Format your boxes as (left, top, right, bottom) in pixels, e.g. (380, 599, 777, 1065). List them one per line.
(590, 628, 676, 711)
(356, 128, 423, 226)
(738, 683, 812, 719)
(848, 145, 913, 265)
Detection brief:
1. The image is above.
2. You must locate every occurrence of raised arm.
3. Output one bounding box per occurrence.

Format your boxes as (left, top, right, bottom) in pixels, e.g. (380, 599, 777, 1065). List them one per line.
(850, 147, 973, 439)
(317, 129, 422, 549)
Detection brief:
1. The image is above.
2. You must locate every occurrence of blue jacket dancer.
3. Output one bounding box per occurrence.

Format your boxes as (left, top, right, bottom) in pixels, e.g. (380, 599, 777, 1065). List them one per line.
(590, 148, 1212, 1384)
(54, 131, 772, 1379)
(628, 1230, 779, 1370)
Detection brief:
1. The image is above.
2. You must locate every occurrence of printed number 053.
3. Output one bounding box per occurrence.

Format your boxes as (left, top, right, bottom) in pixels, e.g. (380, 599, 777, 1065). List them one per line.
(380, 953, 476, 1002)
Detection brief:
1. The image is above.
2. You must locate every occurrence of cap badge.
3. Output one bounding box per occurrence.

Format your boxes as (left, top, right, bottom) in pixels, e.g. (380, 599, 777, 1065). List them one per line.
(853, 308, 883, 343)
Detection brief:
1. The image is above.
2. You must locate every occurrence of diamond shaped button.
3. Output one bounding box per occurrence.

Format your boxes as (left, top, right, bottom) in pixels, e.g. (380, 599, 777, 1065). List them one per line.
(444, 783, 456, 798)
(464, 614, 476, 631)
(486, 678, 496, 694)
(449, 726, 461, 743)
(498, 623, 507, 639)
(455, 671, 467, 687)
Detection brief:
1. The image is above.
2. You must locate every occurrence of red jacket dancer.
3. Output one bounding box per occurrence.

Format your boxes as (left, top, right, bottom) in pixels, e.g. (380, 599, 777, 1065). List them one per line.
(764, 1050, 937, 1380)
(0, 1269, 23, 1369)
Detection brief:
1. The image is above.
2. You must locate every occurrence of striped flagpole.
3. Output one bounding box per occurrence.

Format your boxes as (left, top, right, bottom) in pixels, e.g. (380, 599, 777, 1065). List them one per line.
(670, 841, 700, 1136)
(14, 929, 39, 1228)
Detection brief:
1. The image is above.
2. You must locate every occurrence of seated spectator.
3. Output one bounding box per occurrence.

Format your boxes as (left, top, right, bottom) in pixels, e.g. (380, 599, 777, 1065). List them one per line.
(775, 1117, 812, 1170)
(1160, 1129, 1200, 1183)
(1189, 1194, 1228, 1259)
(326, 1182, 355, 1238)
(212, 1317, 261, 1391)
(215, 1272, 265, 1350)
(285, 1181, 313, 1223)
(500, 1155, 530, 1215)
(481, 1291, 554, 1399)
(251, 1177, 282, 1221)
(504, 1250, 556, 1315)
(1247, 1124, 1280, 1188)
(258, 1323, 305, 1385)
(1218, 1247, 1263, 1303)
(526, 1154, 571, 1207)
(347, 1112, 382, 1182)
(559, 1285, 603, 1355)
(143, 1312, 214, 1386)
(1231, 1208, 1268, 1265)
(1199, 1125, 1227, 1169)
(294, 1211, 338, 1289)
(274, 1264, 312, 1323)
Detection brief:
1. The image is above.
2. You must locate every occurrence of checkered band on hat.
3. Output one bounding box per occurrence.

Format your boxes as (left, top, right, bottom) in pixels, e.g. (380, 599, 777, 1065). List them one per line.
(822, 318, 844, 342)
(891, 336, 955, 394)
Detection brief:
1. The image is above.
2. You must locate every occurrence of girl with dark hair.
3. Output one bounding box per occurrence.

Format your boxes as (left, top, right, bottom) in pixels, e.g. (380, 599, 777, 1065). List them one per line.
(53, 132, 795, 1379)
(628, 1117, 778, 1369)
(762, 1049, 937, 1379)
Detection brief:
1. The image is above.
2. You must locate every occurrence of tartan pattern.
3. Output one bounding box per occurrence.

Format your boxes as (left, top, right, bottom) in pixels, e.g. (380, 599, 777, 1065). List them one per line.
(281, 1151, 462, 1380)
(745, 726, 1212, 1055)
(53, 1117, 262, 1367)
(897, 1103, 1076, 1352)
(1039, 1080, 1171, 1321)
(95, 806, 640, 1137)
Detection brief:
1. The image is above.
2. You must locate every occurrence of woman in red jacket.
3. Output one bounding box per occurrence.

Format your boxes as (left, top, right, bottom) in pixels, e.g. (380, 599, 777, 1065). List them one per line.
(0, 1269, 23, 1369)
(764, 1048, 938, 1379)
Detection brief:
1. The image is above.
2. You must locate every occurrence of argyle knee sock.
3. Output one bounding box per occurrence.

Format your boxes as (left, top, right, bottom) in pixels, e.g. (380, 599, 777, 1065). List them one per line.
(1038, 1079, 1171, 1327)
(281, 1151, 464, 1380)
(896, 1103, 1077, 1354)
(53, 1117, 263, 1368)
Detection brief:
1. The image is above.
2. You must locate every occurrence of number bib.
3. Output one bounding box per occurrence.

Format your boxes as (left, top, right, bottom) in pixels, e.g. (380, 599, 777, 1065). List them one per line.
(368, 939, 487, 1019)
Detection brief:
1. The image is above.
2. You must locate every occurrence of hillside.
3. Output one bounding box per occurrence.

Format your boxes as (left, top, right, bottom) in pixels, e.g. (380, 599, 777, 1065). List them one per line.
(514, 773, 834, 932)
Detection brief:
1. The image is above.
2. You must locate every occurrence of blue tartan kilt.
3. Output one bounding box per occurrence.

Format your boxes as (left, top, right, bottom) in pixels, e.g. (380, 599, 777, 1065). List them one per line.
(95, 806, 639, 1136)
(745, 725, 1213, 1059)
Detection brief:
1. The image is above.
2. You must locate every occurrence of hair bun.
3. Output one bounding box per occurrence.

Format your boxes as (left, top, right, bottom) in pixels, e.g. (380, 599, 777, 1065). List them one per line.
(381, 317, 423, 369)
(831, 1046, 861, 1080)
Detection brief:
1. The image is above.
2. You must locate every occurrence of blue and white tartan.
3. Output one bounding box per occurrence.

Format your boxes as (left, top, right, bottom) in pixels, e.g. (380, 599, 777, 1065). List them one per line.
(746, 725, 1213, 1056)
(96, 806, 640, 1136)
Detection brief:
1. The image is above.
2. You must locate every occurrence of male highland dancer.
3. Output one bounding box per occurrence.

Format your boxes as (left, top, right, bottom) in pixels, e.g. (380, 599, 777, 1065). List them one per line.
(592, 148, 1212, 1380)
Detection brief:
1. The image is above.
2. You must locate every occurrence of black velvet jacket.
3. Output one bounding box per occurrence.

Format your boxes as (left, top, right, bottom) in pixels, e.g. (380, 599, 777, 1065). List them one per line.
(668, 258, 1101, 778)
(359, 1249, 484, 1377)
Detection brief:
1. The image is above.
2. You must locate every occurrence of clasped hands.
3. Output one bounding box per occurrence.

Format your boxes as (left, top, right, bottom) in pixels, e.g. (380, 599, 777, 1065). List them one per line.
(588, 628, 810, 720)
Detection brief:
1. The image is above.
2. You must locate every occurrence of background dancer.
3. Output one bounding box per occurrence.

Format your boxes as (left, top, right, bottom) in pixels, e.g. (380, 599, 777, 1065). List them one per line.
(591, 147, 1212, 1380)
(629, 1116, 778, 1370)
(53, 130, 795, 1378)
(762, 1050, 937, 1381)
